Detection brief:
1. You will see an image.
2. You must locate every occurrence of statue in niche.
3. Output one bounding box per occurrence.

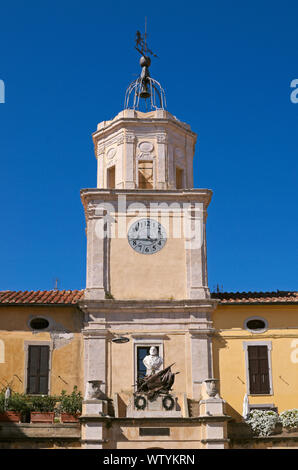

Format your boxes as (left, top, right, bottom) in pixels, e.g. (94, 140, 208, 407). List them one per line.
(143, 346, 163, 375)
(135, 346, 179, 401)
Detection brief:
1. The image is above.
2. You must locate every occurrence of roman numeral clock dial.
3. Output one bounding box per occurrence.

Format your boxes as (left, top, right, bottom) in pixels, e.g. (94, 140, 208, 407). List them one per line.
(127, 218, 167, 254)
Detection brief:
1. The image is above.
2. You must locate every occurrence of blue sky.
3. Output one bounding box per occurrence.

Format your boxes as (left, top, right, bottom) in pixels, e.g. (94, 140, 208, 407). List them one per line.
(0, 0, 297, 293)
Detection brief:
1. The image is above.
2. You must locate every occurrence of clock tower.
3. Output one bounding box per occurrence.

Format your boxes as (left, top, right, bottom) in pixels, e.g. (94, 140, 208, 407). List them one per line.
(79, 41, 228, 449)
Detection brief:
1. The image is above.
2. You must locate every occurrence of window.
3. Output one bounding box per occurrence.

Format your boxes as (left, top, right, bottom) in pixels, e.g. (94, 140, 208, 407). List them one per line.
(136, 346, 160, 381)
(29, 317, 49, 331)
(244, 316, 268, 333)
(138, 161, 153, 189)
(133, 338, 164, 387)
(107, 165, 115, 188)
(247, 345, 270, 394)
(176, 167, 184, 189)
(243, 341, 273, 395)
(27, 345, 50, 394)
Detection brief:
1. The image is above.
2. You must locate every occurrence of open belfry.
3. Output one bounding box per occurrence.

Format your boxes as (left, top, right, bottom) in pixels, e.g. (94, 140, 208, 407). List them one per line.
(79, 33, 229, 449)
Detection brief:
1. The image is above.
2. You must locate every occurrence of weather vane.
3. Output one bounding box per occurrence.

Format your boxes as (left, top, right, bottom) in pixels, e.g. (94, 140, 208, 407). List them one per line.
(135, 19, 158, 58)
(124, 19, 166, 111)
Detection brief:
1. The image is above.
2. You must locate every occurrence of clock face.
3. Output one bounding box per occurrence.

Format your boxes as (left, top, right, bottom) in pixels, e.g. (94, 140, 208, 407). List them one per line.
(127, 218, 167, 254)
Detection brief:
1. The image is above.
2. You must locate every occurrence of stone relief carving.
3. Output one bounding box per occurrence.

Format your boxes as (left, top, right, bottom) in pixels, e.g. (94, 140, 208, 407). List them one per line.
(106, 147, 117, 160)
(136, 363, 179, 401)
(137, 141, 155, 161)
(156, 134, 167, 144)
(138, 141, 154, 153)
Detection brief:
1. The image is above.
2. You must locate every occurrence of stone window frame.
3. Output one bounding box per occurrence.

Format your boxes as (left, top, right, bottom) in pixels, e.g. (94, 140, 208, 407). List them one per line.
(23, 340, 53, 395)
(244, 316, 268, 334)
(242, 340, 273, 396)
(132, 336, 164, 387)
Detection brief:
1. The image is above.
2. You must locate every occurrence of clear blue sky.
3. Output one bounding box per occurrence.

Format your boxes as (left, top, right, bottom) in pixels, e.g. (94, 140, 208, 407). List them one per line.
(0, 0, 297, 293)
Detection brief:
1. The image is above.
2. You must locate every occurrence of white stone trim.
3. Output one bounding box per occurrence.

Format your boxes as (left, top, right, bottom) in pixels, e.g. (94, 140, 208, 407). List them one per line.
(244, 316, 268, 334)
(242, 340, 273, 396)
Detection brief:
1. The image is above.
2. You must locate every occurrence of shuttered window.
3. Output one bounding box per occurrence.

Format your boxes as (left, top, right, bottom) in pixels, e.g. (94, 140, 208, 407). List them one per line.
(247, 345, 270, 394)
(27, 345, 50, 394)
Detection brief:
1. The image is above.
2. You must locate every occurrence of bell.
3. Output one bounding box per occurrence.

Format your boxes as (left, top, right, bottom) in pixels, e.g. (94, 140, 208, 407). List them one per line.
(139, 82, 150, 99)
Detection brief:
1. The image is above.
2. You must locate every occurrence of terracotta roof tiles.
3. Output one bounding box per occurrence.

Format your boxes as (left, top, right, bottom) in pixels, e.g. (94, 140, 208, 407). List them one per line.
(0, 290, 84, 305)
(211, 291, 298, 304)
(0, 290, 297, 305)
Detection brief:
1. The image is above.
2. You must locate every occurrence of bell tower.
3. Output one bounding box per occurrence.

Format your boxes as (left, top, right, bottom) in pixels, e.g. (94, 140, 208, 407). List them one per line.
(94, 108, 196, 191)
(79, 32, 228, 449)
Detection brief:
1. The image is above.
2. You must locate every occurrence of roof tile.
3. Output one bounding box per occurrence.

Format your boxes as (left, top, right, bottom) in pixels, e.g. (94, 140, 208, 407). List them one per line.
(211, 291, 298, 303)
(0, 290, 84, 304)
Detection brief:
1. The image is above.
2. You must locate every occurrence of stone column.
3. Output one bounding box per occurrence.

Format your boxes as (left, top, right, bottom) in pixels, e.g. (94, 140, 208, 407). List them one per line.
(156, 134, 167, 189)
(190, 330, 213, 399)
(186, 136, 194, 189)
(124, 133, 136, 189)
(83, 329, 107, 391)
(167, 143, 175, 189)
(81, 329, 108, 449)
(96, 144, 105, 188)
(85, 206, 108, 300)
(185, 204, 210, 299)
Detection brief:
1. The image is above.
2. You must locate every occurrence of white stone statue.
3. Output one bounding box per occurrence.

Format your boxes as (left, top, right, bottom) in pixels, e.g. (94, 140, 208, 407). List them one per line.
(143, 346, 163, 376)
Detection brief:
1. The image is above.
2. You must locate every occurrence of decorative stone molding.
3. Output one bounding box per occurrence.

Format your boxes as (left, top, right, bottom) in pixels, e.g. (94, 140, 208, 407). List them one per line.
(106, 147, 117, 161)
(156, 134, 168, 144)
(125, 134, 136, 143)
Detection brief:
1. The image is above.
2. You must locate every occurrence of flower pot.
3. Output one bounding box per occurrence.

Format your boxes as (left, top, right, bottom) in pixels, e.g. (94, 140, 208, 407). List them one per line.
(0, 411, 22, 423)
(60, 413, 81, 423)
(285, 427, 298, 433)
(30, 412, 55, 423)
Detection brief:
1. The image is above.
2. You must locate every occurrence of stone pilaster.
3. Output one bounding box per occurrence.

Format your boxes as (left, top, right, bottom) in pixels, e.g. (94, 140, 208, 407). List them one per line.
(190, 330, 214, 399)
(83, 329, 107, 392)
(156, 133, 167, 189)
(185, 205, 210, 299)
(124, 133, 136, 189)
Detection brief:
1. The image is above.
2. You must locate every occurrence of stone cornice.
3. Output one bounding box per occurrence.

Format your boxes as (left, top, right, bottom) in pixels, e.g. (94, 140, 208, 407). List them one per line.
(80, 188, 213, 215)
(79, 298, 218, 314)
(92, 110, 197, 144)
(79, 415, 231, 424)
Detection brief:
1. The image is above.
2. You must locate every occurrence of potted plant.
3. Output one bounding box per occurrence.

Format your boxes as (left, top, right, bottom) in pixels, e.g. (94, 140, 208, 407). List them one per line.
(279, 409, 298, 433)
(58, 386, 83, 423)
(29, 395, 57, 423)
(0, 391, 29, 423)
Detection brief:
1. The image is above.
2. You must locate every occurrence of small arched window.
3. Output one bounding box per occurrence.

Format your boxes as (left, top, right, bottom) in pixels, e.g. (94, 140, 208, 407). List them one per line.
(244, 317, 268, 333)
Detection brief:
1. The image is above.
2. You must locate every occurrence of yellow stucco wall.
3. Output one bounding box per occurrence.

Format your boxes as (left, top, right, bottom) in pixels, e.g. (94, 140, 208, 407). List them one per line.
(0, 306, 84, 396)
(212, 304, 298, 421)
